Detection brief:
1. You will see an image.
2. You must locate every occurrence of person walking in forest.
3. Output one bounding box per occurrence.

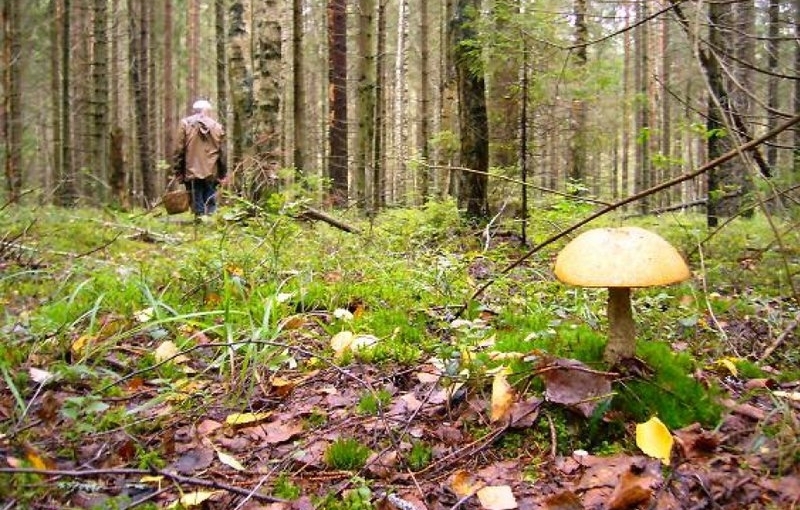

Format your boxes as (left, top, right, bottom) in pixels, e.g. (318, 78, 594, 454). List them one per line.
(173, 99, 227, 221)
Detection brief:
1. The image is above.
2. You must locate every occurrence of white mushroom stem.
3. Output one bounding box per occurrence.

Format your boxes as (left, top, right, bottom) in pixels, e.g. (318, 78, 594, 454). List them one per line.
(604, 287, 637, 364)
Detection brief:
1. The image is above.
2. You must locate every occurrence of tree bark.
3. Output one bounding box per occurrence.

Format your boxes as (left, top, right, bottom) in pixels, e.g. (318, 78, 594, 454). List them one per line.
(355, 0, 376, 211)
(327, 0, 348, 207)
(568, 0, 588, 193)
(418, 0, 431, 203)
(2, 0, 23, 203)
(91, 0, 109, 203)
(292, 0, 307, 174)
(373, 0, 387, 210)
(452, 0, 489, 219)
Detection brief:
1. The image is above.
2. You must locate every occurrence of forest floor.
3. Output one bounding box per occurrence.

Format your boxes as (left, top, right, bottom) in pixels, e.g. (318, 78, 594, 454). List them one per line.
(0, 202, 798, 509)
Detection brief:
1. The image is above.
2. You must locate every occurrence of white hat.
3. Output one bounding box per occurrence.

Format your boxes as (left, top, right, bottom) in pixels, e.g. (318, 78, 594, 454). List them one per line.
(192, 99, 212, 111)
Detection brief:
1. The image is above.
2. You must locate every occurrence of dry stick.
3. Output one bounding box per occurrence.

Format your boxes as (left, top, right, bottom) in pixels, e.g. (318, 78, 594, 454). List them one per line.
(0, 467, 286, 504)
(456, 113, 800, 318)
(759, 312, 800, 362)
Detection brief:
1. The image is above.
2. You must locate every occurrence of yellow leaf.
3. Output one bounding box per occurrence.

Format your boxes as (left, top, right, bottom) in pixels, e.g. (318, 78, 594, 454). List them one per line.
(331, 330, 354, 358)
(133, 307, 154, 323)
(140, 475, 164, 484)
(169, 490, 220, 508)
(491, 369, 514, 423)
(714, 358, 739, 377)
(216, 450, 245, 471)
(636, 416, 673, 465)
(225, 412, 271, 427)
(154, 341, 188, 364)
(477, 485, 518, 510)
(71, 335, 94, 358)
(451, 470, 483, 498)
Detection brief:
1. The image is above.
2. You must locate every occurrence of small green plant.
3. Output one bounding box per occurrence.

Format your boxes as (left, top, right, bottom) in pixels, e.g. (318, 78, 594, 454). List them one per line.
(406, 441, 432, 471)
(324, 438, 371, 471)
(356, 389, 391, 415)
(272, 473, 301, 500)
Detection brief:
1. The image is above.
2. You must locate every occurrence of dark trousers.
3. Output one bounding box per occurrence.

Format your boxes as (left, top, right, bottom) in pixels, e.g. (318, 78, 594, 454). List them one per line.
(188, 179, 218, 215)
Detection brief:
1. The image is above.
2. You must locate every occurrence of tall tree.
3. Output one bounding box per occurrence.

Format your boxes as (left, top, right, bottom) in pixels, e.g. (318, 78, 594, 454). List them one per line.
(452, 0, 489, 219)
(327, 0, 348, 206)
(164, 0, 175, 162)
(188, 0, 199, 104)
(57, 0, 77, 205)
(765, 0, 779, 169)
(418, 0, 431, 203)
(355, 0, 376, 211)
(228, 0, 253, 185)
(633, 0, 650, 213)
(372, 0, 387, 210)
(568, 0, 588, 192)
(795, 0, 800, 175)
(2, 0, 23, 202)
(292, 0, 307, 174)
(129, 0, 155, 203)
(91, 0, 109, 202)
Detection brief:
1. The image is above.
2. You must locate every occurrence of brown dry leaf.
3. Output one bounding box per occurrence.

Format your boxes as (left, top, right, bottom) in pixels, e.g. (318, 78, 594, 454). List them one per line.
(673, 423, 719, 459)
(264, 419, 304, 444)
(608, 469, 656, 510)
(476, 485, 517, 510)
(543, 491, 584, 510)
(491, 369, 515, 423)
(280, 315, 307, 330)
(169, 490, 221, 508)
(170, 447, 215, 474)
(452, 469, 484, 498)
(541, 358, 613, 418)
(196, 419, 223, 437)
(509, 397, 542, 428)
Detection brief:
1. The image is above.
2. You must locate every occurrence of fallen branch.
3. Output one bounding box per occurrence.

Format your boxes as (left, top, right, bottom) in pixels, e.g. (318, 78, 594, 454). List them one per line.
(296, 206, 361, 234)
(0, 467, 286, 504)
(759, 312, 800, 362)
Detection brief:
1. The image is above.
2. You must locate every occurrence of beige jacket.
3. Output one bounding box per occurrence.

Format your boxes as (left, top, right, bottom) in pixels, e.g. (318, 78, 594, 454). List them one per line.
(173, 113, 227, 181)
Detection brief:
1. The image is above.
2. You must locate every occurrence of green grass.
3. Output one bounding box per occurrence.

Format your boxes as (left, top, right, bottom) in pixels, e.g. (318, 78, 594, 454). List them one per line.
(1, 201, 798, 504)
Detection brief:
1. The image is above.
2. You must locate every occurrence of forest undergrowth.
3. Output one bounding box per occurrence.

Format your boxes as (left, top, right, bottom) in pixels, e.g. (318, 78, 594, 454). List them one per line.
(0, 197, 798, 509)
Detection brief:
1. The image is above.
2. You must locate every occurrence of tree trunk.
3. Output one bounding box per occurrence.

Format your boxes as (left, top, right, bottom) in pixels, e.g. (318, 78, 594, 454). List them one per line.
(129, 0, 155, 203)
(418, 0, 431, 203)
(568, 0, 587, 192)
(328, 0, 348, 207)
(373, 0, 387, 210)
(390, 0, 408, 204)
(91, 0, 109, 203)
(164, 0, 175, 161)
(292, 0, 306, 175)
(2, 0, 23, 203)
(452, 0, 489, 219)
(794, 0, 800, 176)
(355, 0, 376, 211)
(765, 0, 779, 170)
(633, 0, 650, 214)
(188, 0, 199, 105)
(58, 0, 77, 205)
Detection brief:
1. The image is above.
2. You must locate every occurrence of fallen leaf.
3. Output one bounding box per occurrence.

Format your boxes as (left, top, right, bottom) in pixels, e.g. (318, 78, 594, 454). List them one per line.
(133, 307, 154, 323)
(154, 341, 188, 364)
(636, 417, 673, 465)
(476, 485, 518, 510)
(331, 330, 355, 358)
(451, 470, 484, 498)
(608, 469, 655, 510)
(28, 368, 54, 384)
(541, 358, 613, 418)
(169, 490, 220, 508)
(70, 335, 94, 358)
(217, 449, 245, 471)
(543, 491, 583, 510)
(225, 412, 271, 427)
(170, 448, 215, 474)
(491, 369, 514, 423)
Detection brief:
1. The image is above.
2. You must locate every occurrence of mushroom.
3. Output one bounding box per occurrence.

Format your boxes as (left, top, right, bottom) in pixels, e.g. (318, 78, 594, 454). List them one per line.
(553, 226, 691, 365)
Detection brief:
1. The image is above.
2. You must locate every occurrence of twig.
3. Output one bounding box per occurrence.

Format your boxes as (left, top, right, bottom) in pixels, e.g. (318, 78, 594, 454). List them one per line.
(414, 425, 507, 477)
(759, 312, 800, 362)
(0, 467, 286, 504)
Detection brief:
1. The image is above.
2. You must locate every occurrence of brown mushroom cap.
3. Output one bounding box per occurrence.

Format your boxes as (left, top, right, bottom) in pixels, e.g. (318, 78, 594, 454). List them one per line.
(554, 226, 691, 288)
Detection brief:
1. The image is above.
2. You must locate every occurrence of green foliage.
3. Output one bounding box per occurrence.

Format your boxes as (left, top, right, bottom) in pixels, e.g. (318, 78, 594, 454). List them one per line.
(356, 389, 392, 415)
(273, 474, 302, 500)
(406, 441, 433, 471)
(325, 438, 372, 471)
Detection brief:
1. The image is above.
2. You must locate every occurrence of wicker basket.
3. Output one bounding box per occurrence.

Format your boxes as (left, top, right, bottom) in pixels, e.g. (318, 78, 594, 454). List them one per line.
(163, 187, 189, 215)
